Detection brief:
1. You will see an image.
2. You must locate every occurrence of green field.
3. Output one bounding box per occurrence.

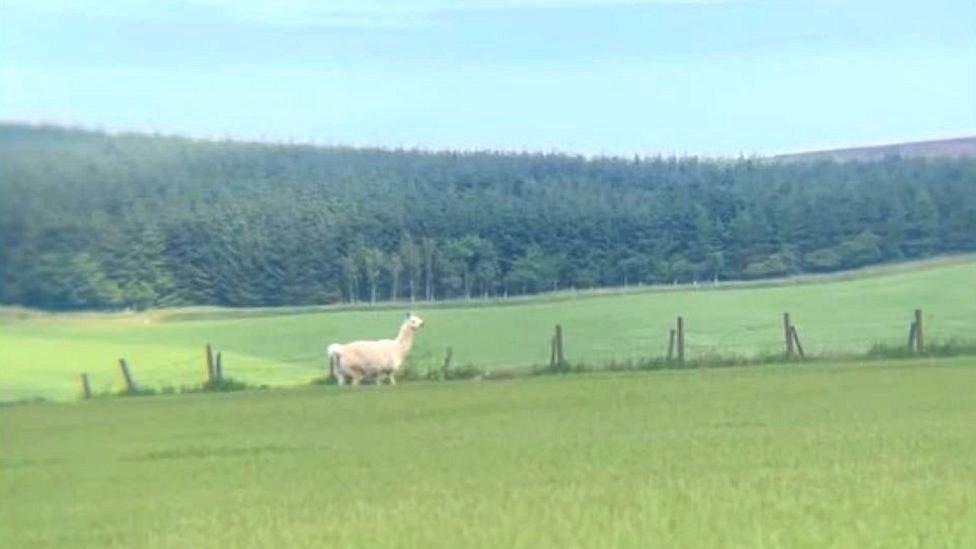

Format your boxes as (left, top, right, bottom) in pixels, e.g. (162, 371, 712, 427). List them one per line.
(1, 256, 975, 402)
(2, 357, 974, 548)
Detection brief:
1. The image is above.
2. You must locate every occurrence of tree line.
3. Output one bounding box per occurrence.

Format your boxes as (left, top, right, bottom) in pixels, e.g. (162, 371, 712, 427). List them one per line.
(1, 124, 974, 310)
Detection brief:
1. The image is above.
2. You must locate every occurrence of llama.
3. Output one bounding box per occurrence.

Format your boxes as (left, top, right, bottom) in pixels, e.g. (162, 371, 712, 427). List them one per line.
(327, 313, 425, 386)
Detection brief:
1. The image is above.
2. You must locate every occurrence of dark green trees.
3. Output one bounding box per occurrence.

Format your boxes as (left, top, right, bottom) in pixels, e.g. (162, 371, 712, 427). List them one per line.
(1, 124, 974, 310)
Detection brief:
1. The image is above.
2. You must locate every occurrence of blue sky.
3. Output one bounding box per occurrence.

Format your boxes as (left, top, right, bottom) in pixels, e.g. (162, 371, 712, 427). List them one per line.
(2, 0, 974, 156)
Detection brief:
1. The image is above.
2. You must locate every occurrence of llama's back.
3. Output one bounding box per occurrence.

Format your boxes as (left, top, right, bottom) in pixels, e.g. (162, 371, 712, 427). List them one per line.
(335, 339, 398, 373)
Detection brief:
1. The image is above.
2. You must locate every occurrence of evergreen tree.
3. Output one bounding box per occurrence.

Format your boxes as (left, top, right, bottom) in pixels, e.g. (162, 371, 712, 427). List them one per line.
(388, 252, 403, 301)
(398, 235, 422, 303)
(360, 247, 384, 304)
(0, 124, 972, 310)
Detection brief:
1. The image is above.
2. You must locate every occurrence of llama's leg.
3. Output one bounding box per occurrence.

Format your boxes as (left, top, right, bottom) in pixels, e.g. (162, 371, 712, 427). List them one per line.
(389, 373, 396, 386)
(332, 356, 345, 385)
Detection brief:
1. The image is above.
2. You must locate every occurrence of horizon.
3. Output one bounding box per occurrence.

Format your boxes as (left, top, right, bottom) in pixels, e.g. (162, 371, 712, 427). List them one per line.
(5, 119, 976, 160)
(2, 1, 975, 156)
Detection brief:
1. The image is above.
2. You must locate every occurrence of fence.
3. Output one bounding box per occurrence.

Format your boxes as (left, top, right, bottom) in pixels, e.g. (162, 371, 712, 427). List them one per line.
(75, 308, 974, 399)
(78, 342, 241, 399)
(455, 307, 970, 376)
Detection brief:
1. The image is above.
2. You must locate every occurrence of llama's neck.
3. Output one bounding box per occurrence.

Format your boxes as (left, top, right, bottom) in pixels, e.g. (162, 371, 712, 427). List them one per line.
(395, 322, 415, 354)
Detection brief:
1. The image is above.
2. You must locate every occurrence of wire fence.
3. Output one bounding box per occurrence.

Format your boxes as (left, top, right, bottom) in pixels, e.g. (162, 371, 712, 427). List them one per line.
(25, 306, 972, 402)
(515, 308, 974, 370)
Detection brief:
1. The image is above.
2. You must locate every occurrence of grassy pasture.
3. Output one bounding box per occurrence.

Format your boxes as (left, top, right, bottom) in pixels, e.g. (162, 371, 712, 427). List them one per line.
(1, 256, 974, 401)
(2, 357, 974, 548)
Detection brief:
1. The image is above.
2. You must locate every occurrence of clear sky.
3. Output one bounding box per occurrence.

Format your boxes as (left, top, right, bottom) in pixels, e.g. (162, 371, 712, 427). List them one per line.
(2, 0, 974, 156)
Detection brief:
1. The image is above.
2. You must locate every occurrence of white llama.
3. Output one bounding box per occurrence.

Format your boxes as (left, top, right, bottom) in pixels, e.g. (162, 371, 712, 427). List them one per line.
(327, 313, 425, 385)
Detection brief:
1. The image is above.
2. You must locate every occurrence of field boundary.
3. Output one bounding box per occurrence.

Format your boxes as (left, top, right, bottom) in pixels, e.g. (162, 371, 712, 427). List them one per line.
(165, 253, 976, 321)
(63, 336, 976, 402)
(400, 337, 976, 382)
(5, 334, 974, 405)
(3, 253, 970, 324)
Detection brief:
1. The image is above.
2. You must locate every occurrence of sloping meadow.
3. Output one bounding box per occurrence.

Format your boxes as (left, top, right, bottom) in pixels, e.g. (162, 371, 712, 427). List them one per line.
(2, 257, 974, 401)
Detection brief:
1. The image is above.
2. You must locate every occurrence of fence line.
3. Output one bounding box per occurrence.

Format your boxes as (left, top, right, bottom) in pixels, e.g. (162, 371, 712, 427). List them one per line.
(73, 307, 975, 398)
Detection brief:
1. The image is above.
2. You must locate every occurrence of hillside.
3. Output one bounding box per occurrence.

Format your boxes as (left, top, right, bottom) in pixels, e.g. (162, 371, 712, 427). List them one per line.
(775, 136, 976, 162)
(2, 124, 975, 310)
(2, 256, 973, 402)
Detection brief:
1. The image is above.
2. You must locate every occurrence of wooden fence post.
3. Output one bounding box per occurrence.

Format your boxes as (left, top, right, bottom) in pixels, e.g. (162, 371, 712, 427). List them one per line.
(205, 344, 215, 383)
(555, 325, 565, 365)
(549, 335, 557, 368)
(676, 317, 685, 364)
(118, 358, 135, 393)
(783, 312, 794, 358)
(914, 309, 924, 354)
(790, 326, 805, 359)
(442, 346, 453, 376)
(79, 373, 92, 399)
(215, 351, 223, 382)
(908, 321, 917, 352)
(667, 329, 676, 362)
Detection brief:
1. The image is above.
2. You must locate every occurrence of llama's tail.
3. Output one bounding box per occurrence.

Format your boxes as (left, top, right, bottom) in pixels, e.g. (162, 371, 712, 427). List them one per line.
(327, 343, 342, 379)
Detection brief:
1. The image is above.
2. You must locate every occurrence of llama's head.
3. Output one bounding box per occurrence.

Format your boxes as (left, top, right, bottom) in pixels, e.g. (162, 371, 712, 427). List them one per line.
(404, 312, 425, 330)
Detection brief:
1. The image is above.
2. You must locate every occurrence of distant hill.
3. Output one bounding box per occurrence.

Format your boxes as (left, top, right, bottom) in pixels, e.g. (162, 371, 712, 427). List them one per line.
(775, 137, 976, 162)
(1, 123, 975, 310)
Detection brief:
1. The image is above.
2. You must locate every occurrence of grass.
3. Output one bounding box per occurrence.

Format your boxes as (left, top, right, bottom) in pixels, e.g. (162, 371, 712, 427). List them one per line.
(1, 357, 974, 548)
(1, 255, 975, 402)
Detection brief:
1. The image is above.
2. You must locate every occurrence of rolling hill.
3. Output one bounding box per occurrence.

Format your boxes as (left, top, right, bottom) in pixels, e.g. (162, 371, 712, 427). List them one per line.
(2, 124, 974, 311)
(2, 255, 973, 402)
(775, 136, 976, 162)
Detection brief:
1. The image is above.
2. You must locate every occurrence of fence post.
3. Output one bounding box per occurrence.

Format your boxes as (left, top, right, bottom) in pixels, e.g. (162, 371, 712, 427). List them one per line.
(549, 335, 557, 368)
(908, 321, 917, 352)
(555, 324, 565, 365)
(667, 329, 676, 362)
(783, 312, 794, 358)
(914, 309, 924, 354)
(118, 358, 135, 393)
(790, 326, 805, 359)
(442, 346, 453, 377)
(676, 316, 685, 364)
(205, 344, 215, 383)
(79, 373, 92, 399)
(215, 351, 223, 382)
